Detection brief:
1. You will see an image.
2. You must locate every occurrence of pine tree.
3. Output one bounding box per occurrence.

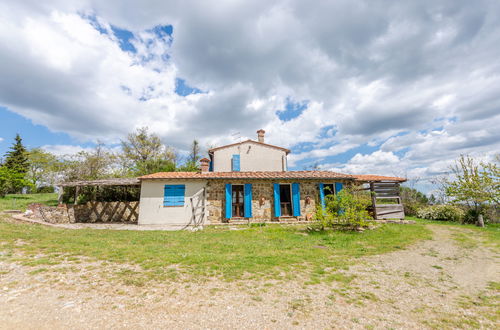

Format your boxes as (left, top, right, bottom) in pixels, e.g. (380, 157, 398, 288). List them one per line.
(4, 134, 29, 174)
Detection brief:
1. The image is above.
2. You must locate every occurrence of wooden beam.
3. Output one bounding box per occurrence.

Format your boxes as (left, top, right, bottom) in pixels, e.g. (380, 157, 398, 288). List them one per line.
(58, 186, 64, 205)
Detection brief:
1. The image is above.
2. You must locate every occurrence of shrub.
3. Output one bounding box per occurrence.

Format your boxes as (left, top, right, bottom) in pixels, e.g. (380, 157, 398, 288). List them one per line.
(314, 186, 372, 230)
(463, 205, 499, 224)
(416, 204, 465, 222)
(36, 186, 55, 193)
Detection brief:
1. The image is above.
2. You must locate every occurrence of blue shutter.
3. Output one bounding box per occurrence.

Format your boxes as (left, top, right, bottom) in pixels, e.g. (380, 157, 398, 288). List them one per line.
(164, 185, 185, 206)
(225, 184, 232, 219)
(209, 155, 213, 172)
(175, 185, 185, 206)
(244, 184, 252, 218)
(164, 185, 172, 206)
(273, 183, 281, 217)
(232, 154, 240, 172)
(319, 183, 325, 209)
(292, 183, 301, 216)
(335, 182, 343, 194)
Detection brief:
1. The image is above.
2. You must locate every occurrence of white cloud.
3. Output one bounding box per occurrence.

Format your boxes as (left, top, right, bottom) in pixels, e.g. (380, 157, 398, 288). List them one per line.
(41, 144, 94, 156)
(0, 0, 499, 193)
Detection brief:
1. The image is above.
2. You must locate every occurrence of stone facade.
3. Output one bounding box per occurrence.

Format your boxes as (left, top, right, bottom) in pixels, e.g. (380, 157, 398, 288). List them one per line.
(206, 179, 348, 224)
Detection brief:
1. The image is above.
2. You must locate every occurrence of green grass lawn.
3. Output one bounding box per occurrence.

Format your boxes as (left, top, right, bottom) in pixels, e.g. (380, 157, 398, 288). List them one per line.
(0, 193, 58, 211)
(406, 216, 500, 249)
(0, 194, 433, 283)
(0, 220, 431, 282)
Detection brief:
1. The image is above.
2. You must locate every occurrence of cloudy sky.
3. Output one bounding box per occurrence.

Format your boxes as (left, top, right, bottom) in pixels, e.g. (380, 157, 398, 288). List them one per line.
(0, 0, 499, 192)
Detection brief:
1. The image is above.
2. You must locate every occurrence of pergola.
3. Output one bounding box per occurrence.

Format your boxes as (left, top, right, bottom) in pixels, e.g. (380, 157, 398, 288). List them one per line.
(57, 178, 140, 205)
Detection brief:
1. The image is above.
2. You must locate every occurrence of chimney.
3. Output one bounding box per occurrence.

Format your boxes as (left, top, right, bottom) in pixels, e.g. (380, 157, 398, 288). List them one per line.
(200, 158, 210, 173)
(257, 129, 265, 143)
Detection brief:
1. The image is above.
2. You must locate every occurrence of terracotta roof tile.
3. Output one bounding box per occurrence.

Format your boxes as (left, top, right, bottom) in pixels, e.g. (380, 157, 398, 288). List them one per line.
(354, 174, 407, 182)
(139, 171, 354, 180)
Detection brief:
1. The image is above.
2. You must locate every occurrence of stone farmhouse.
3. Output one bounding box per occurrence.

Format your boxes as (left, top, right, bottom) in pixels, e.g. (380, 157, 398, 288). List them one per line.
(137, 130, 406, 227)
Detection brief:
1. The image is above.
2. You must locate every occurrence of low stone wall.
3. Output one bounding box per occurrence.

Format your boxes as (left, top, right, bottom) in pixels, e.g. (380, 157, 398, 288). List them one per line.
(27, 204, 74, 224)
(26, 201, 139, 224)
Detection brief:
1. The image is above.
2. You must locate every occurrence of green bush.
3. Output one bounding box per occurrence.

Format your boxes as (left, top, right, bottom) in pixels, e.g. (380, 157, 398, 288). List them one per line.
(416, 204, 465, 222)
(36, 186, 55, 193)
(314, 187, 372, 230)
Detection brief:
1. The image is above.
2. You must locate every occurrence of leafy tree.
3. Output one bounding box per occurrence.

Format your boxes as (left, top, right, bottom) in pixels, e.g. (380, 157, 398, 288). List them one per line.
(60, 143, 116, 181)
(400, 186, 429, 216)
(444, 155, 499, 222)
(27, 148, 59, 188)
(0, 166, 30, 197)
(4, 134, 29, 174)
(120, 127, 177, 175)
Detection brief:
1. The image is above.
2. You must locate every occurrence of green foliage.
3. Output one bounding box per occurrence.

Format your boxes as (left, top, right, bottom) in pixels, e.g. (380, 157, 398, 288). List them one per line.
(36, 186, 55, 193)
(0, 166, 31, 197)
(400, 186, 430, 216)
(315, 186, 372, 229)
(27, 148, 59, 188)
(445, 155, 499, 218)
(3, 134, 29, 174)
(120, 127, 178, 176)
(416, 204, 465, 222)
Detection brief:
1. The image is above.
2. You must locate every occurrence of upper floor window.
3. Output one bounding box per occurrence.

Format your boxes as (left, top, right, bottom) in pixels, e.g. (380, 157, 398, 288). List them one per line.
(232, 154, 240, 171)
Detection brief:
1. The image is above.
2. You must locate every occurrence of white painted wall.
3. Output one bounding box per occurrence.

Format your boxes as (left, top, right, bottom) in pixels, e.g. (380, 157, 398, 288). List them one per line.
(212, 141, 287, 172)
(138, 180, 207, 226)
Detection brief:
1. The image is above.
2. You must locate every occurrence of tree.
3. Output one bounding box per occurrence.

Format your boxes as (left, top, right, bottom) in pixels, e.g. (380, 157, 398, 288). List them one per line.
(120, 127, 177, 175)
(188, 139, 201, 164)
(4, 134, 29, 174)
(0, 166, 29, 197)
(177, 139, 202, 172)
(59, 143, 116, 181)
(27, 148, 59, 188)
(444, 155, 499, 223)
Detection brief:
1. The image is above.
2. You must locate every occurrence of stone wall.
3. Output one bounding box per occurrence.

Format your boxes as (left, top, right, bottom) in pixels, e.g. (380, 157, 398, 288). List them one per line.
(206, 179, 347, 224)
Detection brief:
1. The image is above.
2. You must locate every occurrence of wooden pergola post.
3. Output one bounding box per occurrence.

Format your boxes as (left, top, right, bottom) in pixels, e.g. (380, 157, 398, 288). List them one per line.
(74, 186, 80, 205)
(58, 186, 64, 205)
(370, 182, 377, 220)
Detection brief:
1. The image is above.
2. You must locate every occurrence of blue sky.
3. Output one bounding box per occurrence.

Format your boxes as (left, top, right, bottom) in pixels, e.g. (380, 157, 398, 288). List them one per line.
(1, 0, 499, 194)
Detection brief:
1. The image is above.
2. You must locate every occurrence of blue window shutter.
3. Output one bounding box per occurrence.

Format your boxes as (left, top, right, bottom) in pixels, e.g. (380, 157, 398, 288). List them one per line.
(209, 156, 213, 172)
(319, 183, 325, 209)
(335, 182, 343, 194)
(244, 184, 252, 218)
(292, 183, 301, 216)
(273, 183, 281, 217)
(232, 154, 240, 172)
(225, 184, 232, 219)
(176, 185, 185, 206)
(164, 185, 185, 206)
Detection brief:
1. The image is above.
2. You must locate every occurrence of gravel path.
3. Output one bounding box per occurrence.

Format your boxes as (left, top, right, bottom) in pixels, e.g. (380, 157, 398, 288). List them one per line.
(0, 224, 498, 329)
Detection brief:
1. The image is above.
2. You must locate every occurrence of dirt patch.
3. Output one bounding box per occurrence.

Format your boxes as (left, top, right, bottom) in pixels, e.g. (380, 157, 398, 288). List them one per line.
(0, 224, 498, 329)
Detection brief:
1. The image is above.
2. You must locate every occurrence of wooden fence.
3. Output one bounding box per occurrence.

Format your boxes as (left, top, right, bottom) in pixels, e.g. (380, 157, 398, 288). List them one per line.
(369, 182, 405, 220)
(71, 201, 139, 223)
